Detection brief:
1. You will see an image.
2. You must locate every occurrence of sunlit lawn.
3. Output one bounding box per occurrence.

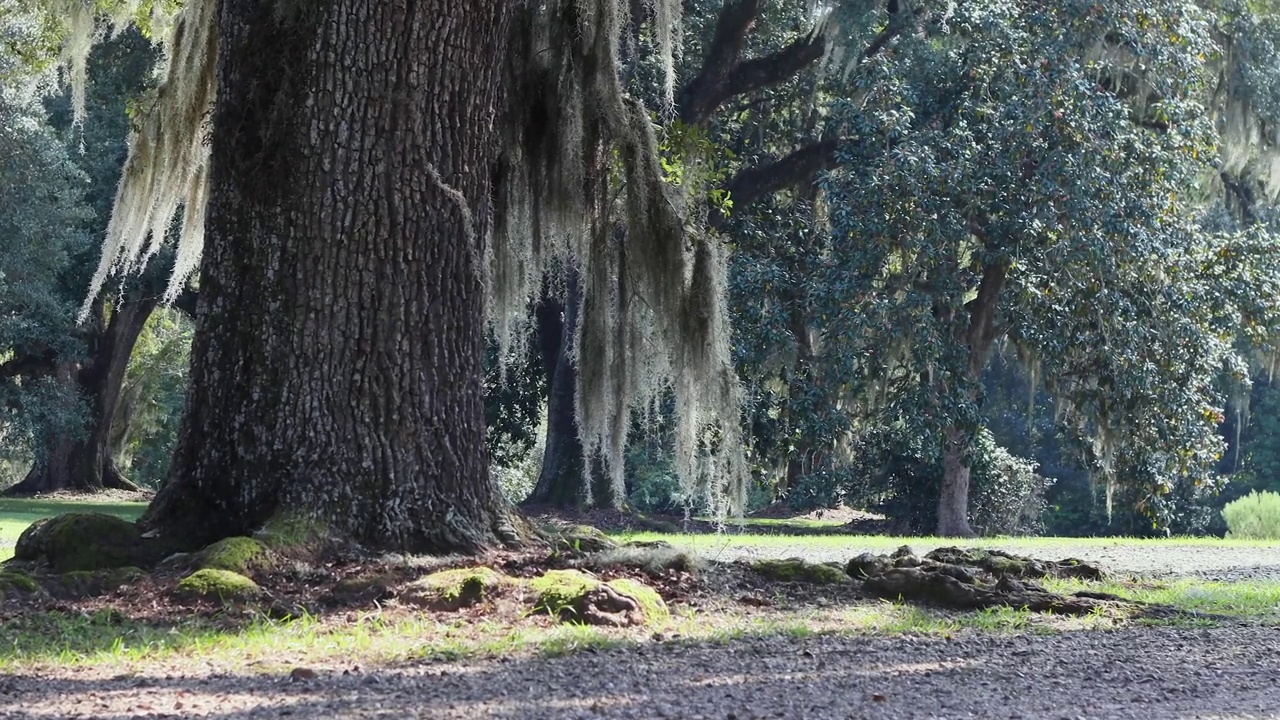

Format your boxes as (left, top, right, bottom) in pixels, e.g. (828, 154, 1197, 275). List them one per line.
(613, 528, 1280, 554)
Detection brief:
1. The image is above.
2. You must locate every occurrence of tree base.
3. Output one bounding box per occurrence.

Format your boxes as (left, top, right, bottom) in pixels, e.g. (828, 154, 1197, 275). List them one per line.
(4, 461, 142, 497)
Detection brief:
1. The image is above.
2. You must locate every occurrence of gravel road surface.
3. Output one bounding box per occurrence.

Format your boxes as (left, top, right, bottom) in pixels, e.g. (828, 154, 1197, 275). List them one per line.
(3, 624, 1278, 719)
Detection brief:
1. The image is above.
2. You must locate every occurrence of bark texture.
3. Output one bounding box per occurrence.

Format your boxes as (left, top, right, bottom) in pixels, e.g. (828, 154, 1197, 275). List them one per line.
(5, 297, 154, 496)
(143, 0, 526, 553)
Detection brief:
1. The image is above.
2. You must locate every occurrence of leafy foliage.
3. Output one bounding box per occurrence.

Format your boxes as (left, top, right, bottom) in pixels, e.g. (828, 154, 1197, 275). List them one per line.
(112, 309, 190, 488)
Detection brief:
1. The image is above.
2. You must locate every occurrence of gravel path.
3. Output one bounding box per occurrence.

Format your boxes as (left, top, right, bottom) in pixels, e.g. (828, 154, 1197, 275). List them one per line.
(3, 624, 1279, 719)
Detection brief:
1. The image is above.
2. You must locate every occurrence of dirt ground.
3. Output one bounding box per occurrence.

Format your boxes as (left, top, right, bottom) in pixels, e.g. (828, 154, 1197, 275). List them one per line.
(3, 539, 1279, 719)
(2, 623, 1277, 719)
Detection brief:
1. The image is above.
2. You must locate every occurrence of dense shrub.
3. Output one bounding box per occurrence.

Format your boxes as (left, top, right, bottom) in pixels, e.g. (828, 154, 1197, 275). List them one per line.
(1222, 490, 1280, 540)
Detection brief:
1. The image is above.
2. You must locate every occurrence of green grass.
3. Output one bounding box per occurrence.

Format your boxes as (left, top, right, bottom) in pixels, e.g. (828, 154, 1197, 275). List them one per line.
(613, 529, 1280, 554)
(1041, 576, 1280, 620)
(0, 497, 147, 562)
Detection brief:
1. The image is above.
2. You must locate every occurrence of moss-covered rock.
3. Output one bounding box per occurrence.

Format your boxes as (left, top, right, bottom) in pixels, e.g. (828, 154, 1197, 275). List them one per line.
(531, 569, 667, 627)
(175, 568, 261, 601)
(400, 567, 513, 610)
(750, 558, 853, 585)
(196, 536, 271, 574)
(13, 513, 144, 572)
(532, 569, 601, 614)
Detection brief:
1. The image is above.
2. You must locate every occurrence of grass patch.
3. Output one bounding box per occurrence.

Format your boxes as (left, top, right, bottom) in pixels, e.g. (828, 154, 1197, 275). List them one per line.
(1041, 576, 1280, 620)
(612, 530, 1280, 557)
(0, 498, 147, 563)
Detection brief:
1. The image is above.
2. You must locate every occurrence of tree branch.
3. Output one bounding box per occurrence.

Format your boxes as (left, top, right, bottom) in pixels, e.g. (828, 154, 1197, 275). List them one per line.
(717, 35, 826, 115)
(677, 0, 763, 126)
(712, 138, 842, 227)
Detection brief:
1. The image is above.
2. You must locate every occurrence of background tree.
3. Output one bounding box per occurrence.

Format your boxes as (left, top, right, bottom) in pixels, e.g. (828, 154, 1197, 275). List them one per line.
(0, 17, 167, 495)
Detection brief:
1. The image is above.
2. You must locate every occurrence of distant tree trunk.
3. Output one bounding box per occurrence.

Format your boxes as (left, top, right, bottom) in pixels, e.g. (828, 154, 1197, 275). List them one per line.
(523, 269, 620, 508)
(935, 259, 1008, 537)
(5, 297, 155, 496)
(141, 0, 528, 553)
(937, 425, 976, 537)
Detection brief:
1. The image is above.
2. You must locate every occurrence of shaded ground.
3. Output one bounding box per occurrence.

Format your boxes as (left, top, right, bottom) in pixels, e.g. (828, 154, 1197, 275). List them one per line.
(2, 624, 1277, 719)
(2, 503, 1279, 719)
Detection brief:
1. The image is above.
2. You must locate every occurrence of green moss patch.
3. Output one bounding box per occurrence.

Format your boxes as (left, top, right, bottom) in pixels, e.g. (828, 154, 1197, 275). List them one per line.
(196, 536, 271, 574)
(175, 569, 261, 602)
(401, 567, 513, 610)
(531, 569, 667, 627)
(750, 558, 852, 585)
(13, 513, 144, 572)
(604, 577, 670, 623)
(254, 512, 334, 557)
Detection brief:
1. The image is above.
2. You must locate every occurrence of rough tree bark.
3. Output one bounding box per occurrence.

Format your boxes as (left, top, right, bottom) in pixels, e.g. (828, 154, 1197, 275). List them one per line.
(5, 296, 155, 496)
(141, 0, 528, 553)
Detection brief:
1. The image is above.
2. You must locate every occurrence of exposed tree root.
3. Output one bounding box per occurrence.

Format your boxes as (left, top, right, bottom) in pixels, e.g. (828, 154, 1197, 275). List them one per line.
(850, 546, 1125, 616)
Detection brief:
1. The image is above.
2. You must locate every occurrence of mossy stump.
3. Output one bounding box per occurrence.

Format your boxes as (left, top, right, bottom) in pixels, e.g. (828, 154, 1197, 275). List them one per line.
(175, 568, 261, 602)
(531, 569, 668, 627)
(749, 558, 853, 585)
(13, 513, 148, 572)
(400, 567, 513, 610)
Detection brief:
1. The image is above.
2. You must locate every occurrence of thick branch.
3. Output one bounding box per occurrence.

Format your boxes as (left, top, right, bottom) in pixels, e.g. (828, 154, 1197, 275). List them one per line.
(717, 35, 826, 116)
(712, 138, 841, 227)
(677, 0, 762, 125)
(963, 259, 1009, 379)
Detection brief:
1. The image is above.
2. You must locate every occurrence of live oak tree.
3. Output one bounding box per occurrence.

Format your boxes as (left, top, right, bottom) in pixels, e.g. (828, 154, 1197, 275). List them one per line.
(42, 0, 748, 552)
(526, 0, 905, 510)
(0, 19, 163, 495)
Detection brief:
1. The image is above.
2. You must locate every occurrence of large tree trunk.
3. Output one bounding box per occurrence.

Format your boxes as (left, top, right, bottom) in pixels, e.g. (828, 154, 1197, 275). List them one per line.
(523, 269, 620, 508)
(5, 298, 155, 496)
(142, 0, 527, 553)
